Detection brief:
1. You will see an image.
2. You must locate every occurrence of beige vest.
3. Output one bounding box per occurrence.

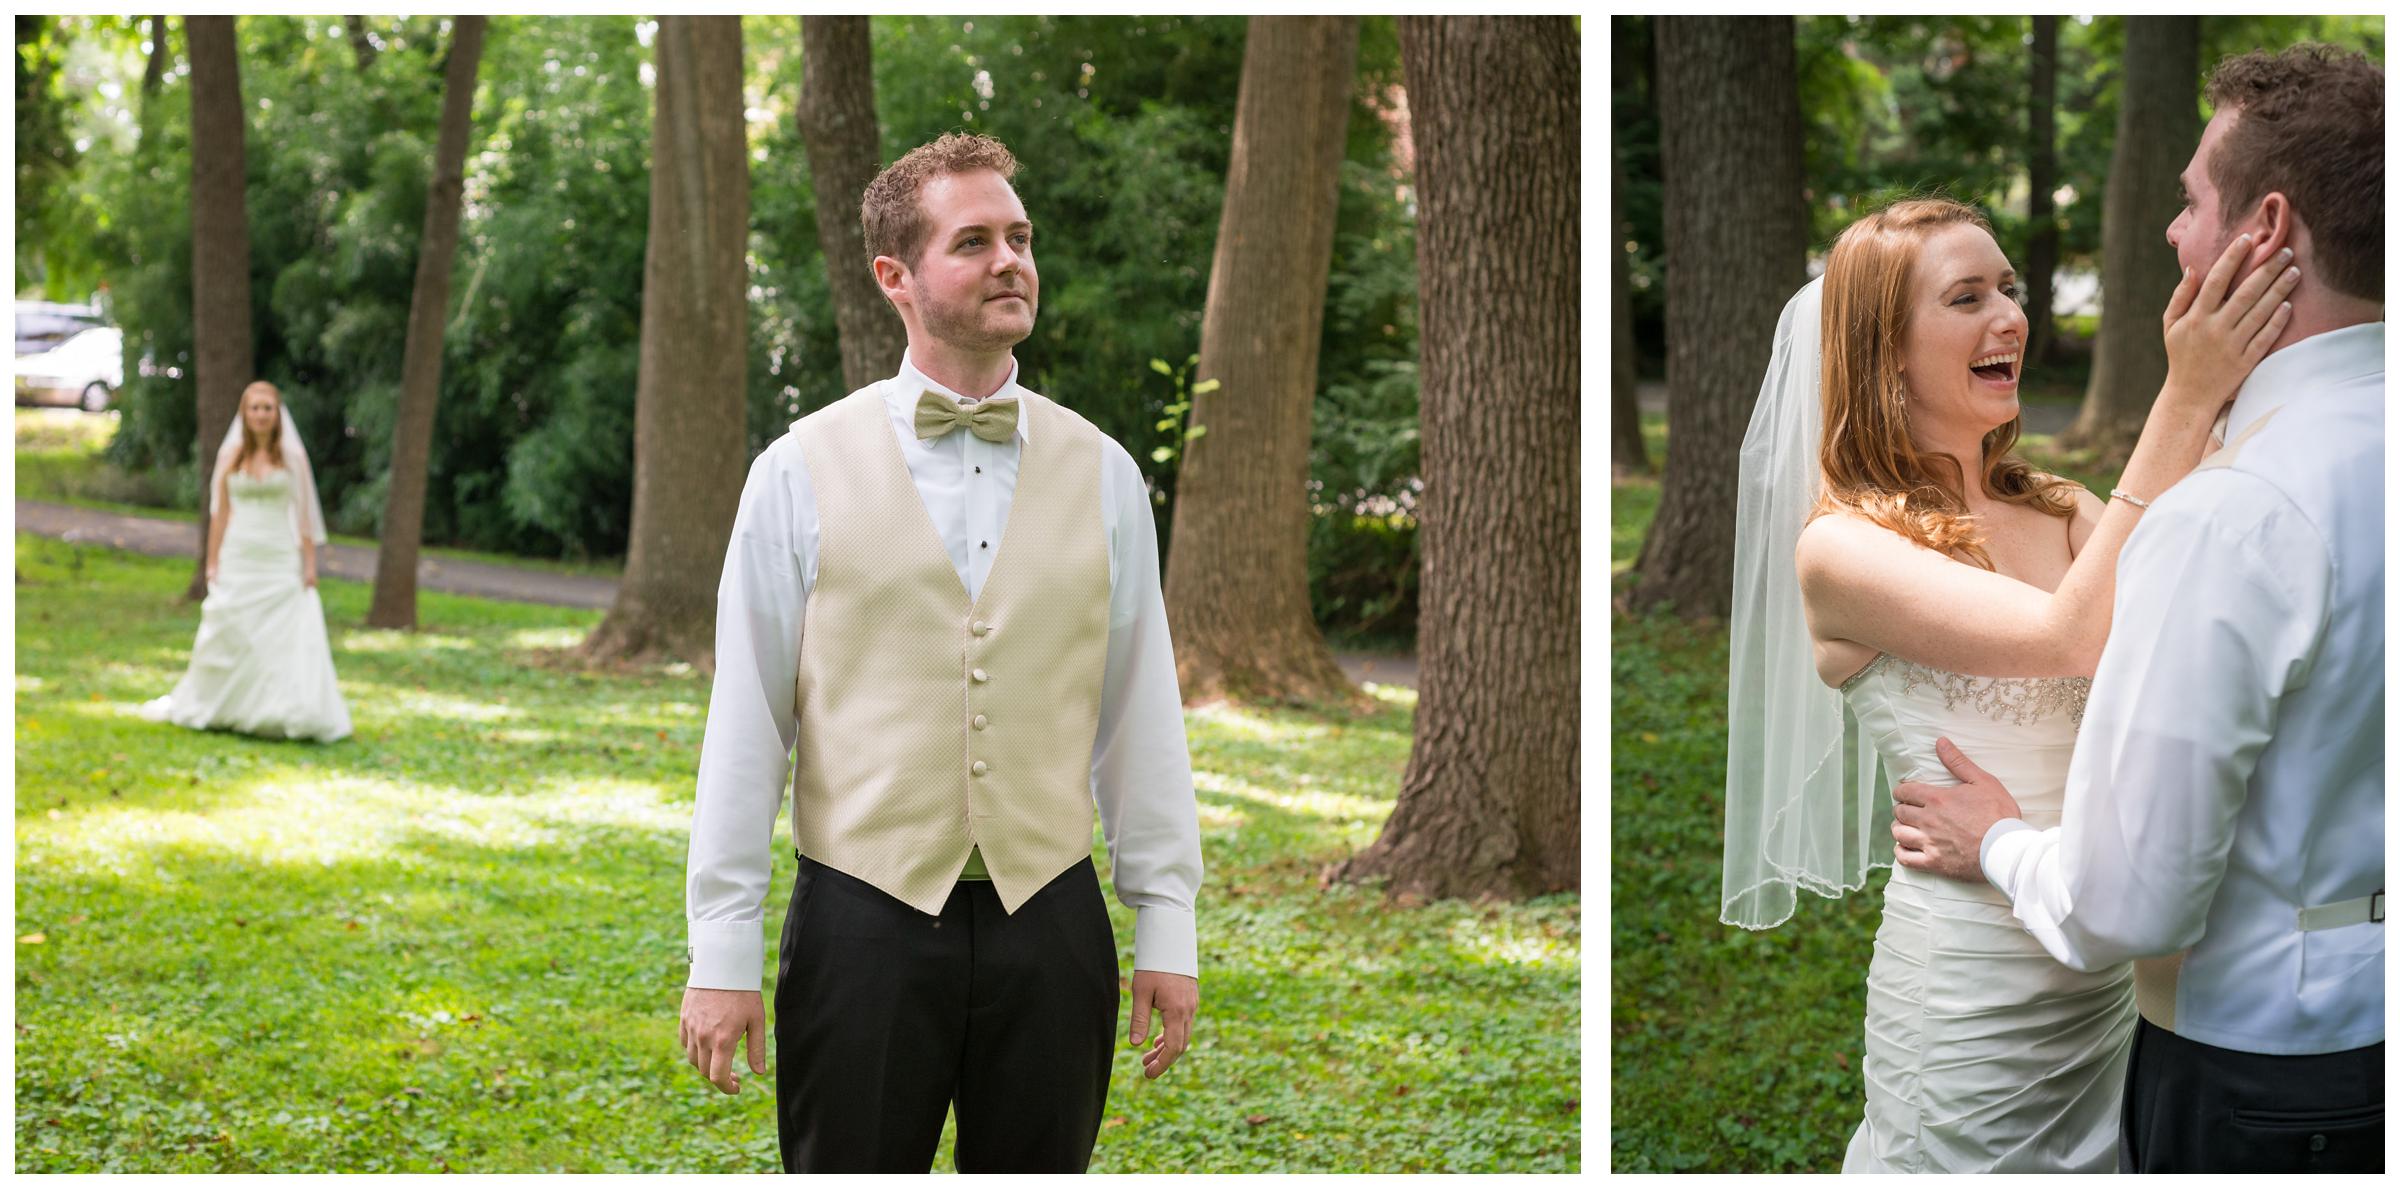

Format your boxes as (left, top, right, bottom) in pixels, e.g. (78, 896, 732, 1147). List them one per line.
(788, 385, 1111, 916)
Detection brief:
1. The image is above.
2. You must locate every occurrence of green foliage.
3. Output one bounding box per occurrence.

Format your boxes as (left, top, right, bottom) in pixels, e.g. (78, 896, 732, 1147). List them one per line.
(1145, 353, 1214, 469)
(14, 15, 151, 298)
(53, 14, 1423, 636)
(1307, 355, 1420, 637)
(17, 410, 181, 511)
(1615, 14, 2383, 364)
(13, 534, 1574, 1172)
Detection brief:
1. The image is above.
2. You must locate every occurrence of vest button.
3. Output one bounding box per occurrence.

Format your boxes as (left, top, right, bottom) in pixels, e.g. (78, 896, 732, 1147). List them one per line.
(972, 620, 990, 636)
(972, 760, 989, 776)
(972, 714, 988, 729)
(971, 668, 988, 682)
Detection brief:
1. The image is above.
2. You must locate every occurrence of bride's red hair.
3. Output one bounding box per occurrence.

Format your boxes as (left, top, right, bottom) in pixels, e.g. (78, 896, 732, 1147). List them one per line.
(233, 381, 287, 475)
(1811, 198, 2074, 569)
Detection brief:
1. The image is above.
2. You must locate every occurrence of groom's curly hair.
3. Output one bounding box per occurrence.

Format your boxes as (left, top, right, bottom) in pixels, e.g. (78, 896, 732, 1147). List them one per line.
(860, 133, 1022, 272)
(1813, 199, 2077, 571)
(2203, 46, 2382, 301)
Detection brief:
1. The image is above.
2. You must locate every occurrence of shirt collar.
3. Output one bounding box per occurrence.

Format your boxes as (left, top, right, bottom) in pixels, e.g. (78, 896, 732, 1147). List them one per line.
(2223, 321, 2384, 441)
(888, 350, 1031, 443)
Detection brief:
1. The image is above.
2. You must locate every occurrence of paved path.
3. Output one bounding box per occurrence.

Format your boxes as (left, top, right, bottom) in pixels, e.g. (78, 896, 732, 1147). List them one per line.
(16, 499, 1417, 687)
(17, 500, 618, 608)
(1635, 379, 2077, 435)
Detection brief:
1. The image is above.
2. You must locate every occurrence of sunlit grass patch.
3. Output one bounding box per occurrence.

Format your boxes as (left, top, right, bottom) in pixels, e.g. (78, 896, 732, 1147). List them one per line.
(17, 535, 1576, 1173)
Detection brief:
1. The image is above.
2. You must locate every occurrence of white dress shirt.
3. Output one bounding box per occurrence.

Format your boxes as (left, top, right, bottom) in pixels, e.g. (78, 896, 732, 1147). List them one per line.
(686, 352, 1203, 991)
(1980, 322, 2384, 1056)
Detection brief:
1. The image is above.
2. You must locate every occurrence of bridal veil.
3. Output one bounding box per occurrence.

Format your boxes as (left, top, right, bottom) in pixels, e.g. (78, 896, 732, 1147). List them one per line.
(1720, 277, 1892, 929)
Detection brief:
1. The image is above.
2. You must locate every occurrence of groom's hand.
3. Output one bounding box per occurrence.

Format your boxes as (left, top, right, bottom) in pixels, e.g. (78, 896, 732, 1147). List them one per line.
(680, 986, 767, 1095)
(1892, 737, 2023, 884)
(1127, 970, 1198, 1080)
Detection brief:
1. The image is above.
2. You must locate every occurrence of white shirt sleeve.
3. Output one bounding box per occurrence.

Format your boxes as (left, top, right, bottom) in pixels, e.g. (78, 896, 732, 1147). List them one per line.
(1091, 442, 1204, 978)
(1980, 472, 2329, 971)
(684, 440, 815, 991)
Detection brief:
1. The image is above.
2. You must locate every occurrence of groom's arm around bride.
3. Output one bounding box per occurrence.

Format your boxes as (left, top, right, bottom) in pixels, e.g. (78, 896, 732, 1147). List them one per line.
(1892, 45, 2383, 1174)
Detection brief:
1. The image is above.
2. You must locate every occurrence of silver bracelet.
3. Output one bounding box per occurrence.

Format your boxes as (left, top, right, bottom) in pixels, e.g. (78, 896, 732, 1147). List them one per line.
(2110, 488, 2153, 510)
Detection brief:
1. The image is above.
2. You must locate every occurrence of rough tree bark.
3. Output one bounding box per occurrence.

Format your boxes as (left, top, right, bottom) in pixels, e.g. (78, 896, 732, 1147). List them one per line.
(1329, 16, 1579, 901)
(1611, 143, 1648, 476)
(2065, 16, 2197, 458)
(367, 16, 487, 630)
(2024, 15, 2059, 369)
(796, 15, 909, 393)
(185, 15, 253, 603)
(582, 16, 750, 668)
(1161, 15, 1360, 707)
(1627, 16, 1807, 620)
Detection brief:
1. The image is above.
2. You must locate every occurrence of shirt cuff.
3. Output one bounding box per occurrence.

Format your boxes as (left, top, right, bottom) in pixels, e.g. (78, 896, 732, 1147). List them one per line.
(687, 919, 765, 992)
(1132, 904, 1198, 978)
(1979, 818, 2037, 898)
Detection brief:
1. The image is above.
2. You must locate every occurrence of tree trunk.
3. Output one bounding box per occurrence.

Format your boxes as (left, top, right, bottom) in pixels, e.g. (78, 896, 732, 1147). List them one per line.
(1161, 15, 1360, 707)
(582, 16, 750, 668)
(1610, 143, 1648, 476)
(186, 15, 252, 603)
(143, 16, 168, 100)
(344, 15, 377, 73)
(1328, 16, 1579, 901)
(2065, 16, 2198, 458)
(1627, 16, 1807, 620)
(796, 15, 908, 393)
(367, 16, 486, 630)
(2024, 15, 2059, 369)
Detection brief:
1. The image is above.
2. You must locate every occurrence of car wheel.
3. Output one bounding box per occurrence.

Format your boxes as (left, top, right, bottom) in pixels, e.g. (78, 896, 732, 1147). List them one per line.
(79, 382, 111, 412)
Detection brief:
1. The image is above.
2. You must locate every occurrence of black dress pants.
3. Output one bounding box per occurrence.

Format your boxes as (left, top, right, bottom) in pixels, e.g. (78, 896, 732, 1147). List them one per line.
(2120, 1017, 2383, 1172)
(773, 855, 1118, 1173)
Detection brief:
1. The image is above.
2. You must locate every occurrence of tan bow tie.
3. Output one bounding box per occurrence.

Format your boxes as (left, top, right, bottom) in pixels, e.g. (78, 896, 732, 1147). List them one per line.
(913, 390, 1019, 443)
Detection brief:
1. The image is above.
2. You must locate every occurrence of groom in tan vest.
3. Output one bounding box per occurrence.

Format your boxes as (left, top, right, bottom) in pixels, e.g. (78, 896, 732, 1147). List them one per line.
(678, 133, 1203, 1172)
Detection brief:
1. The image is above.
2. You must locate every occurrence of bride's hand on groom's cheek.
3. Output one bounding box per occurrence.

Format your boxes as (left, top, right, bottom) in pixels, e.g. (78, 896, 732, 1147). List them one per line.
(2160, 232, 2301, 408)
(1891, 738, 2022, 884)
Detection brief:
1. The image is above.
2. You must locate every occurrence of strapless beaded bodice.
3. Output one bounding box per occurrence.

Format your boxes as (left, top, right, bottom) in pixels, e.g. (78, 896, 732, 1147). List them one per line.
(1842, 653, 2089, 850)
(228, 467, 292, 503)
(223, 468, 300, 560)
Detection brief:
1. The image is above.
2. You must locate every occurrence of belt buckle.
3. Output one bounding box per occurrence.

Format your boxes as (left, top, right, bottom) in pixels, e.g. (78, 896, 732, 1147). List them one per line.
(2373, 890, 2386, 923)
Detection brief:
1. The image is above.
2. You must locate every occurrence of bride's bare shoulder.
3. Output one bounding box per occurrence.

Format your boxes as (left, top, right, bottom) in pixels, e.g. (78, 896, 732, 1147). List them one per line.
(2047, 474, 2106, 555)
(1794, 509, 1919, 585)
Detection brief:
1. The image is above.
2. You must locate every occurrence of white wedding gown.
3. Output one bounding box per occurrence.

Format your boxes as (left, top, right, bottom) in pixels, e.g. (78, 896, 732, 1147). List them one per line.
(142, 467, 352, 742)
(1838, 652, 2134, 1173)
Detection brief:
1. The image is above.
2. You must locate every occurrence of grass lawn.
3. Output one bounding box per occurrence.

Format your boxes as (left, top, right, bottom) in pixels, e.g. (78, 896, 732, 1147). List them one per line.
(1609, 411, 2119, 1172)
(12, 534, 1577, 1173)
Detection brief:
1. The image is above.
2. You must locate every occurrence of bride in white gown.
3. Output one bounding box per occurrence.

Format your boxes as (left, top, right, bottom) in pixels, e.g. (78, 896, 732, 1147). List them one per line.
(143, 381, 351, 742)
(1719, 199, 2298, 1171)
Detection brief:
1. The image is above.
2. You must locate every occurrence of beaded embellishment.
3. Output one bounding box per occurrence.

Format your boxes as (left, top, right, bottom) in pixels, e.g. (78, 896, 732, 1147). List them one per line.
(1841, 653, 2089, 727)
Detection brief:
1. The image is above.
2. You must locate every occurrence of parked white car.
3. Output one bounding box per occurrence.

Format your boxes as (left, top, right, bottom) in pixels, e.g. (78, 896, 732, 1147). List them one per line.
(16, 326, 124, 412)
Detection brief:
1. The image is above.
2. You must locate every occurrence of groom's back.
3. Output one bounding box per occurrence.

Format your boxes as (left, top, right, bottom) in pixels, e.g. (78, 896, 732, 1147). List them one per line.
(2171, 321, 2383, 1057)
